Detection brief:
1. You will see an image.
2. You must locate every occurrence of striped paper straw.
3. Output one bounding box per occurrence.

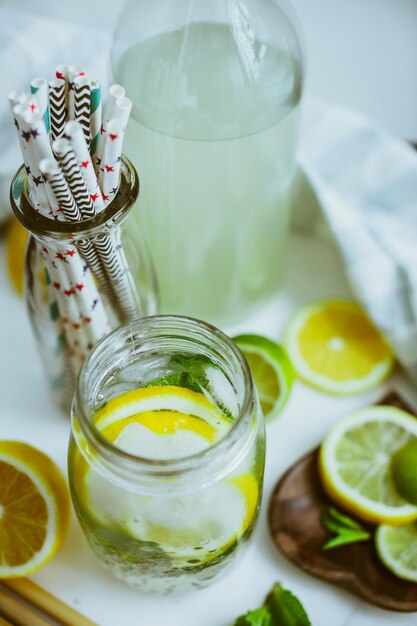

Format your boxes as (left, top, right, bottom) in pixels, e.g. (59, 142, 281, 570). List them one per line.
(89, 80, 101, 157)
(39, 158, 111, 344)
(30, 78, 50, 133)
(68, 65, 85, 120)
(73, 76, 91, 145)
(53, 138, 111, 293)
(64, 120, 104, 212)
(94, 84, 125, 171)
(49, 79, 67, 141)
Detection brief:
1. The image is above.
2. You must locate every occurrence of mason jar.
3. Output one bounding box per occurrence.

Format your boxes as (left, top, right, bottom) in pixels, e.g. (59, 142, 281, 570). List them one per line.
(68, 315, 265, 594)
(10, 156, 158, 411)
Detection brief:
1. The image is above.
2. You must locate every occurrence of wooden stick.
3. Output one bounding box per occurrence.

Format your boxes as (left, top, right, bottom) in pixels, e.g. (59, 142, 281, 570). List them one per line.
(3, 579, 97, 626)
(0, 585, 51, 626)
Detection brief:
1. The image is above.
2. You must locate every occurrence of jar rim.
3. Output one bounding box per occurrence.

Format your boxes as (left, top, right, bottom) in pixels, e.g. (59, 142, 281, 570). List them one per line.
(9, 155, 139, 241)
(74, 315, 256, 481)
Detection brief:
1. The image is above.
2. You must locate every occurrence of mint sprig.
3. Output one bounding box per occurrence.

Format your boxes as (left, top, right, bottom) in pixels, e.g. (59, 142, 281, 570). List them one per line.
(321, 507, 370, 550)
(234, 583, 311, 626)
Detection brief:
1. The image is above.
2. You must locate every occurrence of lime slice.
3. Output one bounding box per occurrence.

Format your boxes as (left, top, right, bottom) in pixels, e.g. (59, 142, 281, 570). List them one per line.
(319, 406, 417, 524)
(376, 523, 417, 582)
(391, 439, 417, 505)
(285, 299, 394, 395)
(234, 334, 293, 421)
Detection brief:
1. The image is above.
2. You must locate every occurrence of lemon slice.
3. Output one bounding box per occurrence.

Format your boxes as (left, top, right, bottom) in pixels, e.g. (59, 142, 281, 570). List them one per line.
(94, 385, 228, 436)
(285, 299, 393, 395)
(376, 522, 417, 582)
(81, 386, 259, 564)
(319, 407, 417, 525)
(6, 217, 28, 295)
(124, 472, 258, 563)
(0, 441, 70, 578)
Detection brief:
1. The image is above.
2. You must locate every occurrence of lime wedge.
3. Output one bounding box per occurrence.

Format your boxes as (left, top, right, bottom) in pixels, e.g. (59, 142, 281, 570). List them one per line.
(234, 334, 293, 421)
(376, 522, 417, 582)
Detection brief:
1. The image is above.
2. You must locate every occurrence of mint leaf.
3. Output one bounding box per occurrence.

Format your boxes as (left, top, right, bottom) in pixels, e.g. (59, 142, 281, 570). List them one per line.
(234, 607, 271, 626)
(266, 584, 311, 626)
(321, 507, 371, 550)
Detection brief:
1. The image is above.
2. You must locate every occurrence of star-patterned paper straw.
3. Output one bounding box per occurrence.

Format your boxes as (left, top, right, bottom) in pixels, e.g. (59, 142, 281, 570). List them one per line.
(95, 96, 132, 173)
(97, 119, 124, 206)
(49, 79, 67, 141)
(30, 78, 49, 133)
(94, 84, 125, 172)
(13, 105, 51, 214)
(64, 120, 104, 212)
(89, 80, 101, 157)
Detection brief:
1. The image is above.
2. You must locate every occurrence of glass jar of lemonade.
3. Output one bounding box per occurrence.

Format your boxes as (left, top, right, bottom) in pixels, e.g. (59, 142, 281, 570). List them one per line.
(68, 316, 265, 593)
(112, 0, 304, 325)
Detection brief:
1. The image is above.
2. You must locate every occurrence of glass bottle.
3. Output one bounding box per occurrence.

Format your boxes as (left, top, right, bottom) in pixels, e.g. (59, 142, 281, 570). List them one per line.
(68, 315, 265, 593)
(112, 0, 304, 326)
(10, 156, 158, 411)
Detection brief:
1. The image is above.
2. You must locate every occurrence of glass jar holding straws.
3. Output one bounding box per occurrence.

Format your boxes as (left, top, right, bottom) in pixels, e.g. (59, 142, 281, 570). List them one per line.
(9, 67, 158, 411)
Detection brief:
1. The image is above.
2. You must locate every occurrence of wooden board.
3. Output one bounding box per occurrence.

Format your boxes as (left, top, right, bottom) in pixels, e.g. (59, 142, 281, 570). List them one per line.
(268, 391, 417, 612)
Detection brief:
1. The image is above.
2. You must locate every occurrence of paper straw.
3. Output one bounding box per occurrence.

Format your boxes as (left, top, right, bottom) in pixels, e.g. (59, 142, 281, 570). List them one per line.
(53, 138, 95, 218)
(40, 158, 111, 343)
(73, 76, 91, 145)
(13, 106, 51, 214)
(49, 79, 67, 141)
(8, 90, 26, 107)
(30, 78, 49, 133)
(98, 119, 123, 205)
(64, 120, 104, 212)
(94, 84, 125, 171)
(89, 79, 101, 156)
(55, 65, 69, 82)
(68, 65, 85, 120)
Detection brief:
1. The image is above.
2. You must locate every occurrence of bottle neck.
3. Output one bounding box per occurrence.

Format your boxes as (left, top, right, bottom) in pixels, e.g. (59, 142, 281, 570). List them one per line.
(10, 155, 139, 246)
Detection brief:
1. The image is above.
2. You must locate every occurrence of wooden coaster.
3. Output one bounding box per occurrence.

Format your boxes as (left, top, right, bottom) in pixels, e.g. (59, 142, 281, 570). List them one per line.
(268, 391, 417, 612)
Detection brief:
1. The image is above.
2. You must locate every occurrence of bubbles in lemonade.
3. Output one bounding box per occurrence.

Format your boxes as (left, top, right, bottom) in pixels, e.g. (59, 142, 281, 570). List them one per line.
(69, 352, 264, 593)
(115, 22, 302, 325)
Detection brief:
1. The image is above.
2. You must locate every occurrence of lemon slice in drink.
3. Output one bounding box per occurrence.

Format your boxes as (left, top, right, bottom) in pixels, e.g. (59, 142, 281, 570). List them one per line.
(83, 386, 259, 563)
(234, 334, 294, 421)
(285, 299, 393, 395)
(0, 441, 70, 578)
(376, 522, 417, 582)
(319, 407, 417, 525)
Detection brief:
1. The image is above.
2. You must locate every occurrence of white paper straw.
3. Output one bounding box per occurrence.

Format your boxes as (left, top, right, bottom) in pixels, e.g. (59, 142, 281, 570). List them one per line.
(64, 120, 104, 212)
(73, 76, 91, 144)
(89, 79, 101, 157)
(30, 78, 49, 133)
(49, 78, 67, 141)
(98, 119, 124, 204)
(94, 84, 125, 172)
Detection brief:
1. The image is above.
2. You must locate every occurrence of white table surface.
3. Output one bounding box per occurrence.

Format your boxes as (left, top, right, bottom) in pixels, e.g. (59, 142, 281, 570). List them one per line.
(2, 1, 417, 624)
(2, 229, 417, 626)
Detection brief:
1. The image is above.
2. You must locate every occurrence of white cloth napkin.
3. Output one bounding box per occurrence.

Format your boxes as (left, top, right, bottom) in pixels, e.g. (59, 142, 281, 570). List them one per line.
(296, 99, 417, 382)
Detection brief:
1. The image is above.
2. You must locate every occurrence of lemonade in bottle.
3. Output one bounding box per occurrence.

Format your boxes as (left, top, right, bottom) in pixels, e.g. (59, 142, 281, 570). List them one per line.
(68, 316, 265, 593)
(112, 0, 304, 325)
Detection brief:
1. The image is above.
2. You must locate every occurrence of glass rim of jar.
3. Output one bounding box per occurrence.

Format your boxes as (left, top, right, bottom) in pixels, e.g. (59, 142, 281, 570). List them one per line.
(73, 314, 257, 481)
(9, 154, 139, 242)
